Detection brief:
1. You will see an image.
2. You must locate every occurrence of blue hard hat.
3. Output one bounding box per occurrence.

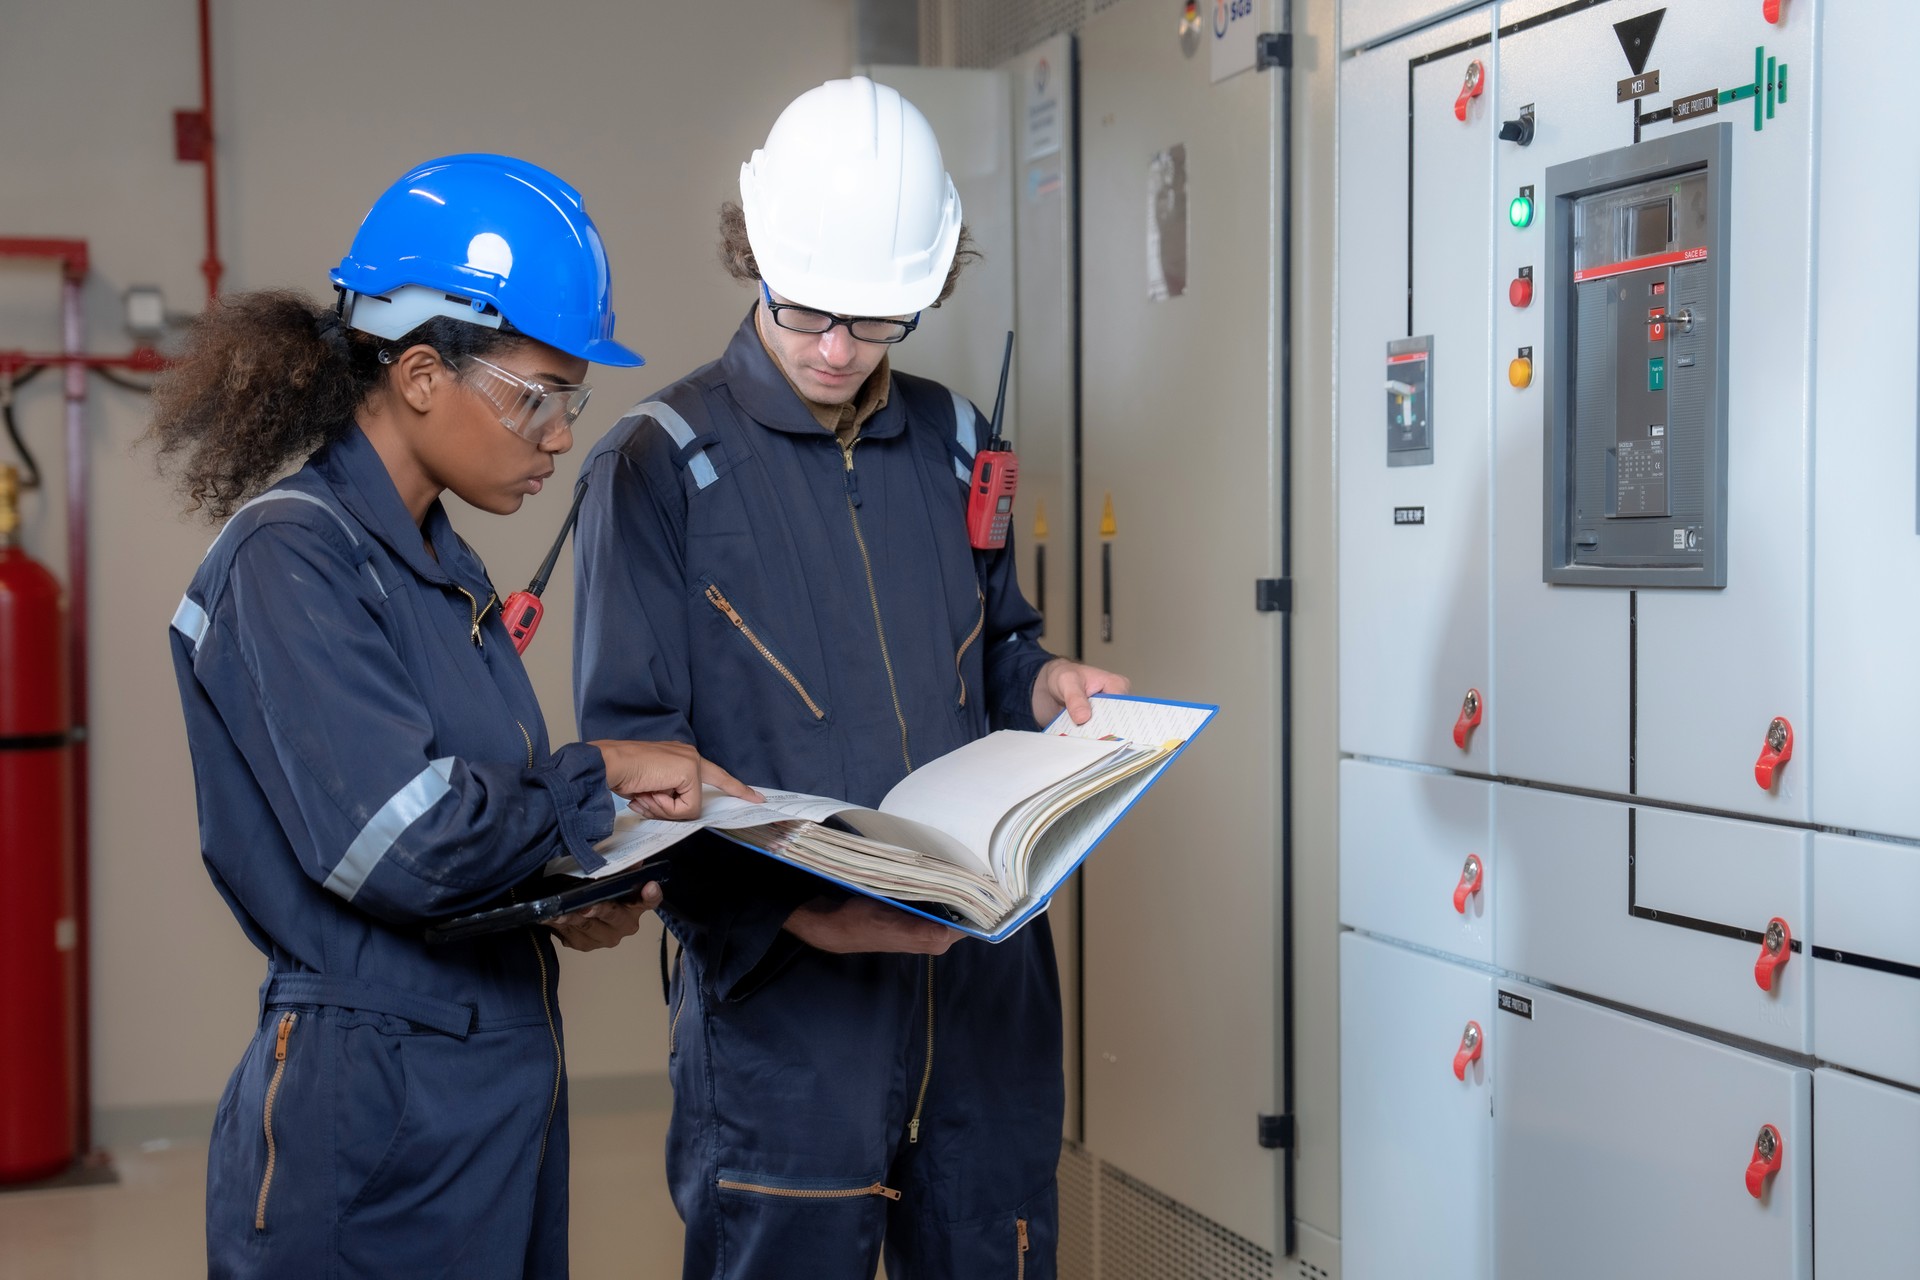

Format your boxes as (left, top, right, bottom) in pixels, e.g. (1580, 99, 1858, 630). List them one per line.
(331, 153, 643, 368)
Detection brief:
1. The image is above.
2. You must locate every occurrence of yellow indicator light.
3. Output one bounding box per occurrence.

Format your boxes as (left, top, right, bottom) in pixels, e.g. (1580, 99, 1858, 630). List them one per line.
(1509, 356, 1534, 389)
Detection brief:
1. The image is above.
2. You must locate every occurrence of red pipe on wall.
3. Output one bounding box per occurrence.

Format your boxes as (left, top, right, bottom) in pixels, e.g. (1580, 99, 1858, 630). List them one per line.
(197, 0, 222, 301)
(59, 273, 91, 1160)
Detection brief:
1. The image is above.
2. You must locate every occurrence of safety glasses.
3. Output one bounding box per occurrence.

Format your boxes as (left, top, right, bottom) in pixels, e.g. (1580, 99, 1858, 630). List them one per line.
(761, 282, 920, 345)
(458, 356, 593, 444)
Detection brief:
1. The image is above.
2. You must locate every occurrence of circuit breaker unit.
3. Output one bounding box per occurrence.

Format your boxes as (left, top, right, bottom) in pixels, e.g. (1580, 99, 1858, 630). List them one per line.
(1387, 335, 1434, 466)
(1543, 124, 1731, 587)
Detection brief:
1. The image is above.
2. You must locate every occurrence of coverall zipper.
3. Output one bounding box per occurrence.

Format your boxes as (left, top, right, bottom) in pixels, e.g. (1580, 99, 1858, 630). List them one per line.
(1017, 1218, 1030, 1278)
(453, 584, 497, 647)
(254, 1011, 298, 1230)
(955, 588, 985, 708)
(667, 949, 688, 1055)
(530, 933, 562, 1175)
(840, 438, 913, 773)
(908, 956, 934, 1143)
(715, 1178, 902, 1201)
(704, 585, 827, 719)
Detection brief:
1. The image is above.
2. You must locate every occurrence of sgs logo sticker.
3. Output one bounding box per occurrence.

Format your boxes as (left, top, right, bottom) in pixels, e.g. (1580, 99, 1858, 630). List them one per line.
(1215, 0, 1253, 38)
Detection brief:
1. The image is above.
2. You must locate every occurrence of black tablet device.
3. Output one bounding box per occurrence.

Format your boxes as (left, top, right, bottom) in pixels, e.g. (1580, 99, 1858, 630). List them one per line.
(424, 862, 670, 945)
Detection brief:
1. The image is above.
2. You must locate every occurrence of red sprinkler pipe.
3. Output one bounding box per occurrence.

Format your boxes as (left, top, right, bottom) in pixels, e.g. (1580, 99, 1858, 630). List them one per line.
(59, 272, 93, 1161)
(196, 0, 222, 300)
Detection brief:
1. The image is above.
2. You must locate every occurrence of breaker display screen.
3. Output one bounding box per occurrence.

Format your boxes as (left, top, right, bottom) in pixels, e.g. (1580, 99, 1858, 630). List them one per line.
(1543, 125, 1731, 588)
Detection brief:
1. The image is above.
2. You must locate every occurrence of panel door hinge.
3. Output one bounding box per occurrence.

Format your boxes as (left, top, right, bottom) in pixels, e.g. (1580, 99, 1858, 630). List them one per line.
(1258, 1113, 1293, 1149)
(1256, 32, 1292, 71)
(1255, 578, 1293, 613)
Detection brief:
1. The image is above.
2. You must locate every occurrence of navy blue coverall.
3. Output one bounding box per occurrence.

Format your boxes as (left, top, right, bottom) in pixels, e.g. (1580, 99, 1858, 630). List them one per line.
(168, 424, 616, 1278)
(573, 312, 1064, 1279)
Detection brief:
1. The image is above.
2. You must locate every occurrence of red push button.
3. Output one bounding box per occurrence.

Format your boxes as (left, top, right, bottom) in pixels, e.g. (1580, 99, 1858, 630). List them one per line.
(1455, 61, 1485, 122)
(1453, 854, 1484, 914)
(1763, 0, 1784, 24)
(1452, 1021, 1483, 1081)
(1754, 917, 1792, 992)
(1746, 1124, 1783, 1198)
(1509, 273, 1534, 308)
(1452, 688, 1484, 750)
(1754, 716, 1794, 790)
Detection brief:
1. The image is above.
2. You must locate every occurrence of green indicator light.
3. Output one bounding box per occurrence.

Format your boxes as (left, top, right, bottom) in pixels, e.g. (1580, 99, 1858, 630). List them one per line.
(1508, 194, 1534, 228)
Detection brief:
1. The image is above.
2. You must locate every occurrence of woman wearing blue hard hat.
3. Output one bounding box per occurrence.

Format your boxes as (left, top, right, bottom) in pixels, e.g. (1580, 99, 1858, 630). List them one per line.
(149, 154, 755, 1277)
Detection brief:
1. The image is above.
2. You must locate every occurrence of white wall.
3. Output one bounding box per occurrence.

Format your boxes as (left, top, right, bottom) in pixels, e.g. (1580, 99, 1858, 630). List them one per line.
(0, 0, 854, 1126)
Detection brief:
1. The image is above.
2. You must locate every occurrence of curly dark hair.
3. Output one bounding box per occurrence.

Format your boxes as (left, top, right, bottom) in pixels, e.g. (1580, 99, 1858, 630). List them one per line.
(146, 290, 525, 521)
(718, 201, 978, 308)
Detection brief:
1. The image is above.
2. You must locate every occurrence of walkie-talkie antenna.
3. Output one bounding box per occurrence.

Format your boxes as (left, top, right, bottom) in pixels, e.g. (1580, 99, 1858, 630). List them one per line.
(527, 475, 590, 598)
(987, 330, 1014, 450)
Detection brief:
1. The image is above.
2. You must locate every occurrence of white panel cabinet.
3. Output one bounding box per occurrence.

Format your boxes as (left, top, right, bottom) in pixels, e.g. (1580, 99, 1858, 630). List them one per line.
(1810, 2, 1920, 841)
(1494, 982, 1811, 1280)
(1339, 760, 1492, 963)
(1489, 1, 1631, 794)
(1811, 834, 1920, 1089)
(1814, 1069, 1920, 1279)
(1337, 10, 1496, 773)
(1494, 785, 1809, 1054)
(1340, 933, 1492, 1280)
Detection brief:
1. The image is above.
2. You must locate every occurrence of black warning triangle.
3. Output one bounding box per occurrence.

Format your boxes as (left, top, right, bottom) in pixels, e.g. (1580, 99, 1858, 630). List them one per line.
(1613, 9, 1665, 78)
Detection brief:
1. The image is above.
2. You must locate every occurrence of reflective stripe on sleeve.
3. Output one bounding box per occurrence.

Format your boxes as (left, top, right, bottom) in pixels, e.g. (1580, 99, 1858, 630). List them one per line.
(171, 595, 211, 649)
(323, 758, 456, 903)
(949, 390, 975, 483)
(630, 400, 719, 490)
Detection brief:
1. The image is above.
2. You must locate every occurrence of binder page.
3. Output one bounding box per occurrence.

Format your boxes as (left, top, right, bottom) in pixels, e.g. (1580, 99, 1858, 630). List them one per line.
(550, 787, 864, 879)
(877, 730, 1124, 870)
(1044, 694, 1214, 745)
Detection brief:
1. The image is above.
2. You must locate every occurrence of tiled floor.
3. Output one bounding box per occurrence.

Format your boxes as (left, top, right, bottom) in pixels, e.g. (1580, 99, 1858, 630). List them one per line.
(0, 1110, 686, 1279)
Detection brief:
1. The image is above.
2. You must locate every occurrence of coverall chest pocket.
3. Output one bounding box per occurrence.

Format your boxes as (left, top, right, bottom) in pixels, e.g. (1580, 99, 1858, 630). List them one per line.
(694, 573, 831, 723)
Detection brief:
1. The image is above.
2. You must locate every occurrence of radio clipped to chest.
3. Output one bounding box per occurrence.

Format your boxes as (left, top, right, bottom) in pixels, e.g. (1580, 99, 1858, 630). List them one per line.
(966, 330, 1019, 551)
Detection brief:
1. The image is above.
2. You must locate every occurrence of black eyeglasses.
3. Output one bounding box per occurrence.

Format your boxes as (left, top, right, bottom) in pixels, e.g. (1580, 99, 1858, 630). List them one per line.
(761, 282, 920, 345)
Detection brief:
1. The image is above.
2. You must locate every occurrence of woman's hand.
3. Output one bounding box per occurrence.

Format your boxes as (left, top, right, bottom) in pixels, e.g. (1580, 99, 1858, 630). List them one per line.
(590, 740, 764, 819)
(1031, 658, 1132, 728)
(782, 896, 964, 955)
(547, 883, 662, 952)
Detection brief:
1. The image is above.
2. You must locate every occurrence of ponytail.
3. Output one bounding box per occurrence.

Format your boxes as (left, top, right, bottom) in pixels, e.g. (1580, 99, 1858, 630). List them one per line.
(148, 289, 525, 521)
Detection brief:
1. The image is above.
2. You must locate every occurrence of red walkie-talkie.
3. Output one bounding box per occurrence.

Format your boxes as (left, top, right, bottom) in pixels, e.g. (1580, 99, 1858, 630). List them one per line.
(503, 474, 590, 655)
(967, 330, 1018, 551)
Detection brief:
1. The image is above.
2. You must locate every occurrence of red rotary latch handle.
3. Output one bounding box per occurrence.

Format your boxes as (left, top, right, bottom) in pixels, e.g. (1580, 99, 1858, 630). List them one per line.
(1746, 1124, 1783, 1199)
(1754, 917, 1792, 992)
(1452, 1021, 1483, 1081)
(1454, 61, 1486, 122)
(1453, 855, 1484, 914)
(1754, 716, 1794, 790)
(1453, 689, 1484, 750)
(1763, 0, 1784, 24)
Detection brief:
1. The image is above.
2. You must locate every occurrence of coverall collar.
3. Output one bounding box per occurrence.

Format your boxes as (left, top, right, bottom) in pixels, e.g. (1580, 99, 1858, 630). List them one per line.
(720, 306, 907, 443)
(316, 423, 489, 593)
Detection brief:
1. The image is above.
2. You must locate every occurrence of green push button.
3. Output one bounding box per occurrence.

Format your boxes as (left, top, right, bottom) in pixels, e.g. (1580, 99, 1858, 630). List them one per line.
(1649, 357, 1666, 391)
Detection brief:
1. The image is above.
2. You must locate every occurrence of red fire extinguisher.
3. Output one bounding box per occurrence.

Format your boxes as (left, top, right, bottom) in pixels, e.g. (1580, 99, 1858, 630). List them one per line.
(0, 462, 78, 1182)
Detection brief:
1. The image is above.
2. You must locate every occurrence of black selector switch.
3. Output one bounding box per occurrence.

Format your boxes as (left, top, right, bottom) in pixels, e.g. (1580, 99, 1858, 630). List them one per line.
(1499, 104, 1537, 146)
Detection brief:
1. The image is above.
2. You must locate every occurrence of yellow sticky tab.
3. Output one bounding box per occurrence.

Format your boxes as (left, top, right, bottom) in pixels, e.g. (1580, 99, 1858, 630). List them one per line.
(1099, 493, 1117, 539)
(1033, 500, 1049, 540)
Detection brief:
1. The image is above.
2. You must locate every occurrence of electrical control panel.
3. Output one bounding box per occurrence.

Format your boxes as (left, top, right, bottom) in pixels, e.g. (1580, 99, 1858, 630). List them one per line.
(1543, 125, 1731, 587)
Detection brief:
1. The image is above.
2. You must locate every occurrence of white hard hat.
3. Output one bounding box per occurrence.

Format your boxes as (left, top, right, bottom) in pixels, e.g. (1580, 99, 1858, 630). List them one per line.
(740, 77, 964, 317)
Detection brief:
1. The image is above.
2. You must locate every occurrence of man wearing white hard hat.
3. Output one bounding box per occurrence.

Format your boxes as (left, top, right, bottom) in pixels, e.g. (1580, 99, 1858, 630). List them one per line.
(572, 78, 1125, 1277)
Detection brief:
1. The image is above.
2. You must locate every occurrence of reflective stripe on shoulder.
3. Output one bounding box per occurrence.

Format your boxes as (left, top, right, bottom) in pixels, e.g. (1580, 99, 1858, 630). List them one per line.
(171, 595, 210, 648)
(630, 400, 719, 490)
(949, 390, 975, 483)
(323, 757, 456, 903)
(201, 488, 361, 564)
